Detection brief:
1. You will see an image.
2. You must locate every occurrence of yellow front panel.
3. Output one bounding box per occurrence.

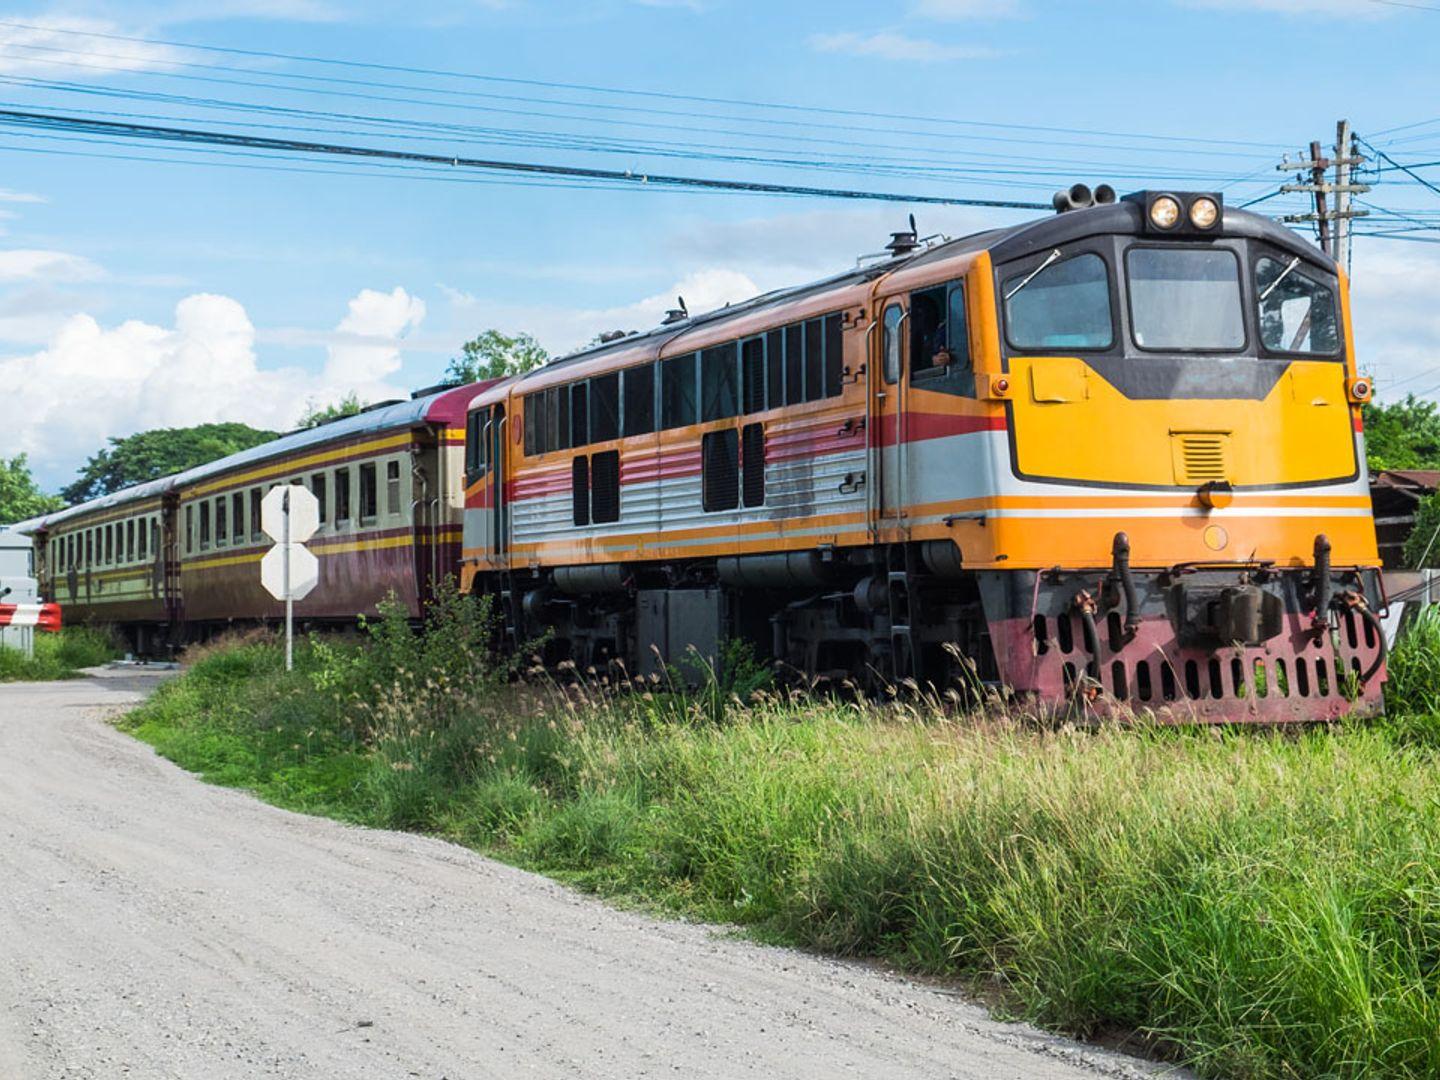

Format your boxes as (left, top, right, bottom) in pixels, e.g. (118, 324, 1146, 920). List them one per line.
(1009, 357, 1358, 488)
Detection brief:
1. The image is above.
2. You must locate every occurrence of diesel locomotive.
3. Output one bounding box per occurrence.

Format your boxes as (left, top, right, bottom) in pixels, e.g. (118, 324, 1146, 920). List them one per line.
(458, 188, 1385, 721)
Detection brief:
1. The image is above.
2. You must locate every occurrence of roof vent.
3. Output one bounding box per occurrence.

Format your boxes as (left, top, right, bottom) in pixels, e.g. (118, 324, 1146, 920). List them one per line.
(885, 213, 920, 256)
(597, 329, 630, 343)
(661, 295, 690, 325)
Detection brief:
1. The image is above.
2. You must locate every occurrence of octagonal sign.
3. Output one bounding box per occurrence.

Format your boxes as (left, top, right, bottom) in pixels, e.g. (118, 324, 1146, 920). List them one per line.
(260, 543, 319, 602)
(261, 484, 319, 544)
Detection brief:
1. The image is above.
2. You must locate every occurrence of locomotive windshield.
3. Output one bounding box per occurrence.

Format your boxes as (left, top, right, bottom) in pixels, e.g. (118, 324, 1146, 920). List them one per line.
(1255, 256, 1340, 354)
(1002, 251, 1113, 350)
(1126, 247, 1244, 351)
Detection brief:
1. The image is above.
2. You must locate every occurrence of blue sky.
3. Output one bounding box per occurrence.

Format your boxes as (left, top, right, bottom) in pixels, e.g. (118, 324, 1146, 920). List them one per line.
(0, 0, 1438, 488)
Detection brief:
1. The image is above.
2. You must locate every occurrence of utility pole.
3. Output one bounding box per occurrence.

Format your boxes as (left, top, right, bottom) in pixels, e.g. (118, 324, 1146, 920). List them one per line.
(1276, 119, 1370, 270)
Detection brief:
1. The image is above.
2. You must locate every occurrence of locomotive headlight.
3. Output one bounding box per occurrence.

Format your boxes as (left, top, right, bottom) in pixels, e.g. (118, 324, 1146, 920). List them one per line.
(1189, 196, 1220, 230)
(1149, 195, 1181, 230)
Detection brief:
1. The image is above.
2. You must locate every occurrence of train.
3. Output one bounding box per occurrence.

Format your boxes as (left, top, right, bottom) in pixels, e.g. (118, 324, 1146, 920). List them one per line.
(21, 187, 1387, 721)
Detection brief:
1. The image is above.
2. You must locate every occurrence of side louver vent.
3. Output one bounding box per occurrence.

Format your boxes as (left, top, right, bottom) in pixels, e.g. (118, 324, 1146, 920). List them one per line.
(1172, 432, 1229, 484)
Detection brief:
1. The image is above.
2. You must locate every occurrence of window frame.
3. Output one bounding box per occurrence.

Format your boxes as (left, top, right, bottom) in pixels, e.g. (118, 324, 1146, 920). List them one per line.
(1000, 248, 1118, 354)
(1124, 243, 1249, 355)
(1250, 249, 1343, 360)
(358, 461, 379, 524)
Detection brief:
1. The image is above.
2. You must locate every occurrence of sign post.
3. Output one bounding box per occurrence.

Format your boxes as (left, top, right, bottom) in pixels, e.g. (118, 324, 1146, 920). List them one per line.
(260, 485, 319, 671)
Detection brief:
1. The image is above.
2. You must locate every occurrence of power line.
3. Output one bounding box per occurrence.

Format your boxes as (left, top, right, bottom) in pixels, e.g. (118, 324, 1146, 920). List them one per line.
(0, 107, 1052, 208)
(0, 19, 1286, 152)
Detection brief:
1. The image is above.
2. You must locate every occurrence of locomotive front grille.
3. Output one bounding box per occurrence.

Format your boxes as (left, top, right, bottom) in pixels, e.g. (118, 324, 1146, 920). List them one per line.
(1172, 432, 1229, 484)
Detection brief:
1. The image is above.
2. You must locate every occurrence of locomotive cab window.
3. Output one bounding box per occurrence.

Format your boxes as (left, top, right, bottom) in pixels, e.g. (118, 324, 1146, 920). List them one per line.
(1127, 247, 1244, 351)
(1003, 251, 1113, 351)
(909, 282, 974, 395)
(1255, 256, 1340, 355)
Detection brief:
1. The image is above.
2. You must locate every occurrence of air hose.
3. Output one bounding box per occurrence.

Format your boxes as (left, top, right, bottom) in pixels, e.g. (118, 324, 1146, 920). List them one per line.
(1334, 589, 1388, 688)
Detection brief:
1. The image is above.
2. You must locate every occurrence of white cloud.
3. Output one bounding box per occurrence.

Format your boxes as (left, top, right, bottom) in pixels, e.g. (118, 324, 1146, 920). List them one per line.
(1178, 0, 1391, 15)
(1351, 243, 1440, 396)
(321, 286, 427, 390)
(808, 30, 995, 62)
(0, 287, 427, 484)
(0, 16, 180, 76)
(439, 269, 760, 358)
(911, 0, 1023, 18)
(0, 249, 104, 284)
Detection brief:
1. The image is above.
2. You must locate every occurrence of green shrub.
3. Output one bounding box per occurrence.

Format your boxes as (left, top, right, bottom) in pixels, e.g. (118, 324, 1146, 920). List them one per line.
(0, 625, 122, 681)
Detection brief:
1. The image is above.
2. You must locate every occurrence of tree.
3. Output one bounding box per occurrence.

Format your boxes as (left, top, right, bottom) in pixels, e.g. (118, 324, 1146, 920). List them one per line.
(0, 454, 64, 525)
(299, 392, 367, 429)
(444, 329, 548, 384)
(62, 422, 278, 505)
(1362, 396, 1440, 473)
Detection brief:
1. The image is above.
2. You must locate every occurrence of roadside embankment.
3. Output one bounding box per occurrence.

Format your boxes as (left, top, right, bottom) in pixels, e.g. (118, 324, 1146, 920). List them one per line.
(121, 597, 1440, 1079)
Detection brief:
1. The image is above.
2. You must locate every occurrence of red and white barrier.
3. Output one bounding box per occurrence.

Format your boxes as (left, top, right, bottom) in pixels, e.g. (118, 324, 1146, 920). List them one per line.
(0, 603, 62, 632)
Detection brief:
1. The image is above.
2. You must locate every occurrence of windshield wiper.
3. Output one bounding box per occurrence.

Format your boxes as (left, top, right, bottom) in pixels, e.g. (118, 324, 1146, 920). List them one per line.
(1004, 248, 1062, 302)
(1259, 255, 1302, 302)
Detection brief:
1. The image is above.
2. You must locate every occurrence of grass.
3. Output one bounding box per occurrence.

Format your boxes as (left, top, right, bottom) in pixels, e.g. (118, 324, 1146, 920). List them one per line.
(115, 589, 1440, 1080)
(0, 625, 122, 681)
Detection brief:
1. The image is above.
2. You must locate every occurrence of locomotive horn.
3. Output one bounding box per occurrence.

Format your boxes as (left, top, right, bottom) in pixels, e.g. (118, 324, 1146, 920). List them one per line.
(1052, 183, 1096, 214)
(1094, 183, 1117, 205)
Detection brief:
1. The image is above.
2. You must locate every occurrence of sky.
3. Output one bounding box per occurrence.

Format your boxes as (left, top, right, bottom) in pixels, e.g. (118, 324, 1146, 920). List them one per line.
(0, 0, 1438, 489)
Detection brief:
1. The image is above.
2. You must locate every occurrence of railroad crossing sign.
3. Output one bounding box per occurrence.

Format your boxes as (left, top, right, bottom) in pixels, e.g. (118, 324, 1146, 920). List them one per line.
(259, 484, 320, 670)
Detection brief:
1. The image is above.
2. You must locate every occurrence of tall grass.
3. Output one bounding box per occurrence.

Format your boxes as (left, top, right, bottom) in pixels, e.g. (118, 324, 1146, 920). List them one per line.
(0, 625, 122, 681)
(120, 593, 1440, 1079)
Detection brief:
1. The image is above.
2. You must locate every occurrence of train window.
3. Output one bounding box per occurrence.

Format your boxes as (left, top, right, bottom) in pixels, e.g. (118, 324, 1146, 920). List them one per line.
(702, 342, 739, 422)
(464, 410, 481, 476)
(185, 505, 194, 554)
(661, 354, 697, 429)
(215, 497, 228, 547)
(1255, 256, 1340, 355)
(784, 325, 804, 405)
(824, 314, 844, 398)
(250, 488, 263, 540)
(199, 502, 210, 550)
(386, 460, 402, 517)
(232, 493, 245, 542)
(1003, 251, 1113, 351)
(742, 337, 765, 414)
(523, 394, 538, 457)
(570, 382, 589, 447)
(138, 518, 147, 561)
(359, 462, 379, 522)
(572, 456, 590, 527)
(311, 474, 327, 525)
(803, 319, 824, 402)
(544, 387, 562, 453)
(765, 330, 783, 409)
(742, 422, 766, 508)
(555, 386, 571, 451)
(151, 520, 159, 561)
(535, 391, 553, 455)
(623, 363, 656, 437)
(127, 519, 136, 561)
(702, 429, 740, 512)
(335, 468, 352, 525)
(591, 373, 620, 443)
(1128, 247, 1243, 351)
(883, 304, 903, 384)
(590, 450, 621, 523)
(85, 530, 92, 567)
(911, 284, 975, 395)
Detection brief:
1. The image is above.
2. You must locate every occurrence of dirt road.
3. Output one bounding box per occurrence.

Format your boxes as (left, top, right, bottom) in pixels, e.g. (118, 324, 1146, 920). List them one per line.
(0, 673, 1180, 1079)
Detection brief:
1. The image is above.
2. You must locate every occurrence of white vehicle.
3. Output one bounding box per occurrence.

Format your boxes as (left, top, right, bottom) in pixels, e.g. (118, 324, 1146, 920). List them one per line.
(0, 527, 40, 657)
